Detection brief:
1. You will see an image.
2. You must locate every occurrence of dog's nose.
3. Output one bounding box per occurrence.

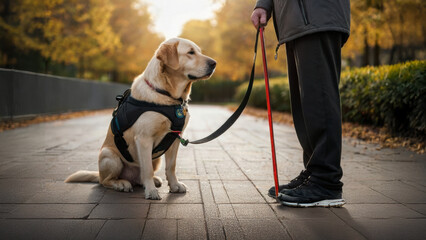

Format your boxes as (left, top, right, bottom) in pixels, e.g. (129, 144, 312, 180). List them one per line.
(208, 59, 216, 69)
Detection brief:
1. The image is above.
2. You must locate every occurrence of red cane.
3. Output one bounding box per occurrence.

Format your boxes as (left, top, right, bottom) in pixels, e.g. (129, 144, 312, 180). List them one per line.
(259, 27, 280, 200)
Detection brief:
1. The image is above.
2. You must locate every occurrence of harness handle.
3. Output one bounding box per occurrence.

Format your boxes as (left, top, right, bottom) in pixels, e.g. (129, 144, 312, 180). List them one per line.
(179, 27, 260, 146)
(113, 89, 131, 117)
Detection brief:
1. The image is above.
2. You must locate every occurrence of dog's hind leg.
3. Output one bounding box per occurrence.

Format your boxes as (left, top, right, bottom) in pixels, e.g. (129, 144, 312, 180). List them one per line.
(152, 157, 163, 188)
(98, 147, 133, 192)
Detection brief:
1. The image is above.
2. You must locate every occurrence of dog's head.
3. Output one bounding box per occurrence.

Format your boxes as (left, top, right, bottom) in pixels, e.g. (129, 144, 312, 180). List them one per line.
(156, 38, 216, 81)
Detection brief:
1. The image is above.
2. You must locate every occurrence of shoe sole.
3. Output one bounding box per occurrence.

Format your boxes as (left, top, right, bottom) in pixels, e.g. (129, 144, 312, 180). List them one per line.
(280, 199, 346, 208)
(268, 192, 278, 199)
(268, 189, 294, 199)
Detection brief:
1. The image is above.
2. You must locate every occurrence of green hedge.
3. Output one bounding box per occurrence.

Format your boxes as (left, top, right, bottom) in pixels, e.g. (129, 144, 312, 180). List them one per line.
(234, 77, 291, 112)
(191, 79, 242, 103)
(340, 60, 426, 136)
(234, 60, 426, 136)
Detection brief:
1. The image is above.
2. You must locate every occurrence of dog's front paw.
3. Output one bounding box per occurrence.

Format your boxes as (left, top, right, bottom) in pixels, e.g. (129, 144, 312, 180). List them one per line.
(169, 181, 187, 193)
(145, 188, 162, 200)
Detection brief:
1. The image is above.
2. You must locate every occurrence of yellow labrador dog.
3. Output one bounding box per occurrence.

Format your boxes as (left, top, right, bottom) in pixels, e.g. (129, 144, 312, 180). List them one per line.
(65, 38, 216, 200)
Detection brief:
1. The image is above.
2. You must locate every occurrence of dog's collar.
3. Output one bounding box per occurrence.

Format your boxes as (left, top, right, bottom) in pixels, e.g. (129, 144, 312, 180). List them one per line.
(144, 79, 186, 105)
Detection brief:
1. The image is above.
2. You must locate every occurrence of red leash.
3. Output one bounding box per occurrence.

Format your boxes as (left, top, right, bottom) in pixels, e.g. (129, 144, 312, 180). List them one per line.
(259, 27, 280, 199)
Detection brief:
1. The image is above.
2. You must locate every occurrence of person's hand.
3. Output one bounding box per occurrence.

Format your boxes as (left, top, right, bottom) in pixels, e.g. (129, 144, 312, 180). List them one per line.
(251, 8, 268, 29)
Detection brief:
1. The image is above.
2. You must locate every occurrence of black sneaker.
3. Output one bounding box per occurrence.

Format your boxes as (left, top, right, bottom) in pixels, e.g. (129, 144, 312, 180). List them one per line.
(278, 180, 345, 207)
(268, 170, 311, 198)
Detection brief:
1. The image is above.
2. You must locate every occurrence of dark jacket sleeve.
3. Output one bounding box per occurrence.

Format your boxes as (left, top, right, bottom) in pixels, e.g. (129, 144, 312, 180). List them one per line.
(255, 0, 273, 13)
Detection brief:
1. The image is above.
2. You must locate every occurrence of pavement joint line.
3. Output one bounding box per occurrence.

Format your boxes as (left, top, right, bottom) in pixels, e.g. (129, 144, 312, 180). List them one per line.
(216, 140, 246, 236)
(400, 180, 426, 193)
(221, 225, 227, 240)
(196, 179, 212, 240)
(175, 218, 179, 240)
(406, 207, 426, 216)
(139, 217, 148, 239)
(93, 218, 108, 239)
(368, 185, 403, 204)
(193, 147, 200, 176)
(218, 135, 296, 238)
(208, 179, 219, 206)
(330, 207, 369, 239)
(217, 138, 293, 237)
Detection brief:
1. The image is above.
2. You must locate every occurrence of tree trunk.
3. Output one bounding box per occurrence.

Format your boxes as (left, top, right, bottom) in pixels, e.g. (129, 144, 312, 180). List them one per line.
(44, 58, 50, 74)
(362, 29, 370, 66)
(0, 0, 12, 68)
(397, 12, 404, 63)
(373, 34, 380, 66)
(78, 57, 85, 78)
(388, 46, 396, 65)
(111, 69, 119, 82)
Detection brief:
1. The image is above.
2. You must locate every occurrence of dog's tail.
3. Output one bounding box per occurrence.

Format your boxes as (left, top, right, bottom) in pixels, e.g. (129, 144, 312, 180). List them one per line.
(64, 170, 99, 183)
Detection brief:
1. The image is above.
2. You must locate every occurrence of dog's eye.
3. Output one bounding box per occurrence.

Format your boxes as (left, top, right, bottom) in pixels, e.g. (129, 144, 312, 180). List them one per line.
(188, 50, 195, 55)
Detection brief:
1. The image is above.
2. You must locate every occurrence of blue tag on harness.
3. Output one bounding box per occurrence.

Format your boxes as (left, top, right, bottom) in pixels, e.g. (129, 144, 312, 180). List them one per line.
(175, 106, 185, 119)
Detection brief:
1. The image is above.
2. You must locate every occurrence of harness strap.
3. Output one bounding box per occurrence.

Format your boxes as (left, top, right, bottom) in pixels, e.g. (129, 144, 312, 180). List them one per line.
(145, 79, 186, 105)
(111, 116, 136, 162)
(178, 27, 260, 146)
(114, 133, 135, 162)
(152, 132, 180, 158)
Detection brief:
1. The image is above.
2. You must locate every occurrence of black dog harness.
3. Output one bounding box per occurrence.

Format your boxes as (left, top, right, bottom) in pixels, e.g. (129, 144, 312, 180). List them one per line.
(111, 89, 187, 162)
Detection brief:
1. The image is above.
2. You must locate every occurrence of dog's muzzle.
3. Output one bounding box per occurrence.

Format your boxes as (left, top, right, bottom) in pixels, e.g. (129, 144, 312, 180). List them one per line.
(188, 59, 216, 80)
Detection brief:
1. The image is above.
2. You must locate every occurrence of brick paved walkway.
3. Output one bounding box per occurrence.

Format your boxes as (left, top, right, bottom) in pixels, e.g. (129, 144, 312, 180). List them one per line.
(0, 105, 425, 239)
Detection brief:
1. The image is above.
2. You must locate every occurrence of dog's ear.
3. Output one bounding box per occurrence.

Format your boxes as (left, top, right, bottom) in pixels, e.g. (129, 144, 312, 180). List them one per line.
(156, 42, 179, 70)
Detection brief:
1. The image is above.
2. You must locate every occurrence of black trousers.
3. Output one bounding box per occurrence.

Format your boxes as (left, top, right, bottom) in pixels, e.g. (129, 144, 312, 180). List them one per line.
(286, 31, 344, 190)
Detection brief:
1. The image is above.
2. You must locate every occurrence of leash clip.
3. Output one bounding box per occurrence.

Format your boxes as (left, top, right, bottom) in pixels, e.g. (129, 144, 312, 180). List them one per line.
(171, 131, 189, 146)
(179, 138, 189, 146)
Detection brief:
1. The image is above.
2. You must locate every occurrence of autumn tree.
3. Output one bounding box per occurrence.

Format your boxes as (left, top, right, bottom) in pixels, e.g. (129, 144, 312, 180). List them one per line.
(107, 0, 164, 82)
(0, 0, 14, 68)
(182, 0, 425, 74)
(0, 0, 163, 82)
(0, 0, 120, 76)
(343, 0, 425, 66)
(384, 0, 425, 64)
(180, 20, 216, 57)
(180, 0, 286, 81)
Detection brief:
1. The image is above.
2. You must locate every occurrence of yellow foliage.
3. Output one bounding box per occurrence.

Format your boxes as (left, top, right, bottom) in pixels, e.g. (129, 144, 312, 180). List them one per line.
(1, 0, 423, 81)
(1, 0, 120, 66)
(343, 0, 425, 59)
(180, 0, 286, 81)
(0, 0, 163, 81)
(107, 0, 164, 77)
